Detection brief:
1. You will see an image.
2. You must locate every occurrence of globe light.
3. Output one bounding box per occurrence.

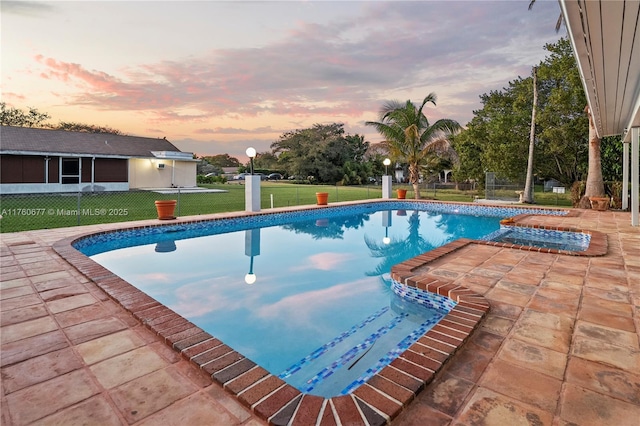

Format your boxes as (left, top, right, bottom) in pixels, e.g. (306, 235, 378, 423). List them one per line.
(383, 158, 391, 175)
(244, 273, 257, 285)
(246, 147, 256, 174)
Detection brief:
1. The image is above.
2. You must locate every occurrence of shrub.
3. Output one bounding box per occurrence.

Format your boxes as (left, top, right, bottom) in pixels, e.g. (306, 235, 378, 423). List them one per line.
(571, 181, 623, 209)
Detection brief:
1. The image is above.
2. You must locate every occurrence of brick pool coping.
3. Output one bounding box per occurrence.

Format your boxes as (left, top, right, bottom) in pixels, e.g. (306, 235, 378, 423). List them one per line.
(51, 200, 605, 425)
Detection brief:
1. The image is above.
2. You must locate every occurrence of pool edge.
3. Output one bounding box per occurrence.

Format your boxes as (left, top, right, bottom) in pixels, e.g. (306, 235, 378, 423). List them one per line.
(51, 200, 598, 425)
(481, 213, 608, 256)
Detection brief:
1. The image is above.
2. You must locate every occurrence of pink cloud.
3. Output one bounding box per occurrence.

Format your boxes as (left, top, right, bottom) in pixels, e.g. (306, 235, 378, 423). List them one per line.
(22, 0, 560, 136)
(291, 252, 357, 272)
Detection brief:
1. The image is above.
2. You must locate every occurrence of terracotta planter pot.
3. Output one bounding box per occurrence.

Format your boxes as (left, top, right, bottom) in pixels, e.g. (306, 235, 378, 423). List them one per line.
(397, 189, 407, 199)
(316, 192, 329, 206)
(589, 197, 609, 211)
(155, 200, 177, 220)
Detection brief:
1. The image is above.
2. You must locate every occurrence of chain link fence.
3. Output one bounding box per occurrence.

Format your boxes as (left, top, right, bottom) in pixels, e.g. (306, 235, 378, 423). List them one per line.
(0, 183, 385, 233)
(484, 172, 523, 202)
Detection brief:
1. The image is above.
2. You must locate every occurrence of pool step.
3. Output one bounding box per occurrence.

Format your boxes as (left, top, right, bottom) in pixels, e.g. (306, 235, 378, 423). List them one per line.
(280, 295, 443, 398)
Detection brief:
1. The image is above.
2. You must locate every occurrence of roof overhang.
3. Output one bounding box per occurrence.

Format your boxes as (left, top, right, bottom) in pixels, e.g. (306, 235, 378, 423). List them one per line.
(0, 150, 132, 159)
(0, 150, 198, 162)
(151, 150, 195, 160)
(559, 0, 640, 142)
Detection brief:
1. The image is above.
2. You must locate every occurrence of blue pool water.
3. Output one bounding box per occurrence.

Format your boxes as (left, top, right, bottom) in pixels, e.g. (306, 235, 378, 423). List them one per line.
(483, 226, 590, 251)
(77, 202, 566, 397)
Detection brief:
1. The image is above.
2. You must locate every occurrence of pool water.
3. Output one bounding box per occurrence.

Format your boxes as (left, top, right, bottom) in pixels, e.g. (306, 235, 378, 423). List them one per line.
(484, 226, 590, 251)
(84, 207, 502, 397)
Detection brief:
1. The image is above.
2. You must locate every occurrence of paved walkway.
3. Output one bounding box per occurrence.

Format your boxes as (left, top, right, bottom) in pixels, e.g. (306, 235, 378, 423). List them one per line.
(1, 207, 638, 425)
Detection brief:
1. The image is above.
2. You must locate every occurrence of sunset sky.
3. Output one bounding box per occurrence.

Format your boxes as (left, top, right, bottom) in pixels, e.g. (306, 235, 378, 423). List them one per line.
(2, 0, 562, 160)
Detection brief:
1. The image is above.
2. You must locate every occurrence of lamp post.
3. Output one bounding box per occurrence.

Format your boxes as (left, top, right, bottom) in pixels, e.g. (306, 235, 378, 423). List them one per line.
(246, 147, 256, 175)
(245, 147, 260, 212)
(382, 158, 392, 199)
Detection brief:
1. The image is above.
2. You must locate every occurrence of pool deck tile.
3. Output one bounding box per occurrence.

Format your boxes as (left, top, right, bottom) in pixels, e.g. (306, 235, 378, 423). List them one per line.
(1, 201, 639, 425)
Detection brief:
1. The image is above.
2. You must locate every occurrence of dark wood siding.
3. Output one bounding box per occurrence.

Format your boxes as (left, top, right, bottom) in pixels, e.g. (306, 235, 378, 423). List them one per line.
(81, 158, 92, 183)
(1, 155, 128, 185)
(0, 155, 45, 183)
(48, 157, 59, 183)
(23, 157, 45, 183)
(0, 155, 22, 183)
(95, 158, 127, 182)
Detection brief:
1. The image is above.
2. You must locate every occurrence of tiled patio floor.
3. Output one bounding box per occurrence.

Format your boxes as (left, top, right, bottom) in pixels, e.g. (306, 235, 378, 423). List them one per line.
(1, 206, 638, 425)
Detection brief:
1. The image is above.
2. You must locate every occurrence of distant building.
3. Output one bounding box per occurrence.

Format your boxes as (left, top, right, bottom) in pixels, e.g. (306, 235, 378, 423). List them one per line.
(0, 126, 197, 194)
(543, 179, 562, 192)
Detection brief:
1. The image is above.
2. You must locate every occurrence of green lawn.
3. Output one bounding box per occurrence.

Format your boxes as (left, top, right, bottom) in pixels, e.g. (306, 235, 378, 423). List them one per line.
(0, 182, 572, 233)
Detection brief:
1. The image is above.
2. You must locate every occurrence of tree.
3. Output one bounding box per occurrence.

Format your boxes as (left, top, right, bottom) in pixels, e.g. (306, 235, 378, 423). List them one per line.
(522, 66, 538, 203)
(0, 103, 50, 127)
(365, 93, 461, 199)
(253, 152, 279, 170)
(450, 131, 485, 186)
(454, 38, 590, 189)
(535, 38, 589, 185)
(53, 121, 124, 135)
(580, 105, 605, 206)
(270, 123, 370, 183)
(528, 0, 564, 33)
(201, 154, 240, 168)
(1, 103, 125, 135)
(600, 136, 624, 181)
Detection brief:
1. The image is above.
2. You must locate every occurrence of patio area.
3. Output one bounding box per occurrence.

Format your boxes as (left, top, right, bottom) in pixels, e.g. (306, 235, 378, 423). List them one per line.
(1, 206, 638, 425)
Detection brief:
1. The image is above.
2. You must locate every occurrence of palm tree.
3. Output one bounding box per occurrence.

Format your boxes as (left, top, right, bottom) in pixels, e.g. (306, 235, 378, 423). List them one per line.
(528, 0, 564, 33)
(581, 105, 606, 204)
(523, 66, 538, 203)
(366, 93, 461, 199)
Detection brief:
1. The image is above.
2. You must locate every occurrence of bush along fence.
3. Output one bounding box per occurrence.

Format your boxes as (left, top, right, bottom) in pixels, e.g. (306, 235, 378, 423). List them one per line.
(0, 184, 386, 233)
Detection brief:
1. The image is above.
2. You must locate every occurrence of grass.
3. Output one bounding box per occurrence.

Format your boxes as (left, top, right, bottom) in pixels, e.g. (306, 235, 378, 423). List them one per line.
(0, 182, 572, 233)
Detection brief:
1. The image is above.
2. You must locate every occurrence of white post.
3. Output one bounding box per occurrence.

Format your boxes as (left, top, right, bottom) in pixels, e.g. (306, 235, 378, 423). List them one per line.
(631, 127, 639, 226)
(382, 210, 391, 244)
(382, 175, 392, 199)
(91, 157, 95, 192)
(622, 139, 630, 210)
(245, 175, 261, 212)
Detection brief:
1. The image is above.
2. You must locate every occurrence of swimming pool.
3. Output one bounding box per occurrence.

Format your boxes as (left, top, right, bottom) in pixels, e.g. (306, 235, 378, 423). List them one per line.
(75, 201, 568, 398)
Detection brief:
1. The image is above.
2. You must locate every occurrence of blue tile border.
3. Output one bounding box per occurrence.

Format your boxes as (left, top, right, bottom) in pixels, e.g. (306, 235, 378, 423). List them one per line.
(73, 200, 569, 256)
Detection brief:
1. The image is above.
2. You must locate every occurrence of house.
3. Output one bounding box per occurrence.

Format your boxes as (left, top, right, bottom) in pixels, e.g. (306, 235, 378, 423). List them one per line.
(0, 126, 197, 194)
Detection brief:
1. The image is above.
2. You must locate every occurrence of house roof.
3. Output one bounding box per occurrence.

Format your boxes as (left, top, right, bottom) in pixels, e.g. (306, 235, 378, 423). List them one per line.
(0, 126, 193, 159)
(560, 0, 640, 141)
